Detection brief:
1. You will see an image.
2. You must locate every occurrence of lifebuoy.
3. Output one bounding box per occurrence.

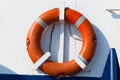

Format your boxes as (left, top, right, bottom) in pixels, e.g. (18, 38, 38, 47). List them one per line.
(26, 8, 96, 77)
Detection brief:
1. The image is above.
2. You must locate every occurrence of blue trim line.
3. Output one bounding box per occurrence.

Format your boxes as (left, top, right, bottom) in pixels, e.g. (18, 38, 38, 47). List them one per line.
(0, 74, 100, 80)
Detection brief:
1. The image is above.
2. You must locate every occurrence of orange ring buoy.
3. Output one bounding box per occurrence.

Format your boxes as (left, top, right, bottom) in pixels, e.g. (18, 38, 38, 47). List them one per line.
(26, 8, 96, 77)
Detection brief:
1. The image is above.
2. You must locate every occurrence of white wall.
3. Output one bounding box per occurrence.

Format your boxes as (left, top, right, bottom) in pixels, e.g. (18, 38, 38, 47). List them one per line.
(0, 0, 120, 77)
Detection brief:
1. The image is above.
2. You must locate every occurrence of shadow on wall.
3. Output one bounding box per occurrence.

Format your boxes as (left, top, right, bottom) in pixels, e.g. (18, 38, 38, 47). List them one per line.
(90, 24, 110, 76)
(41, 22, 111, 77)
(0, 65, 25, 80)
(77, 24, 110, 77)
(0, 65, 16, 74)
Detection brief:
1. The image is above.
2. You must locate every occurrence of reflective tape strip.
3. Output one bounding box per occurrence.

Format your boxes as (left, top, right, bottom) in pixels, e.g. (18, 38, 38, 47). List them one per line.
(78, 55, 88, 66)
(33, 52, 51, 69)
(74, 16, 86, 27)
(36, 18, 47, 28)
(73, 54, 88, 69)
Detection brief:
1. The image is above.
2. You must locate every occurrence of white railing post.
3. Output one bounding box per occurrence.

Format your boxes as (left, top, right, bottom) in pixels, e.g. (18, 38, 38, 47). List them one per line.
(58, 1, 65, 63)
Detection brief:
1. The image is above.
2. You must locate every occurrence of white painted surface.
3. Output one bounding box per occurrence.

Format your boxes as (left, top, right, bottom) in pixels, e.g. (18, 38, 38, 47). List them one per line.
(0, 0, 120, 77)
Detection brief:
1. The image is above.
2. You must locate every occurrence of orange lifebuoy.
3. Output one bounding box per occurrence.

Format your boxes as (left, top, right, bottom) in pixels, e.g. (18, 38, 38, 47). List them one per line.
(26, 8, 96, 77)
